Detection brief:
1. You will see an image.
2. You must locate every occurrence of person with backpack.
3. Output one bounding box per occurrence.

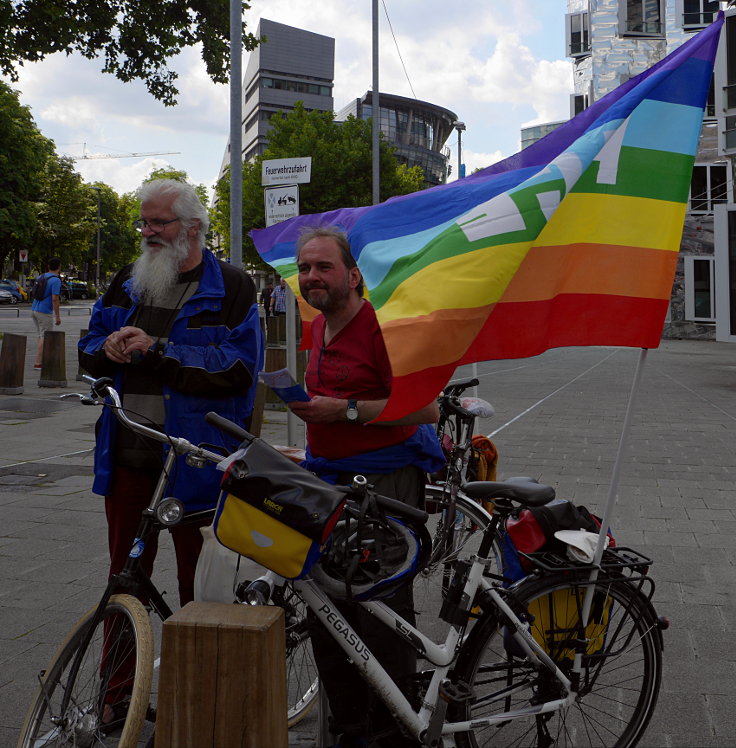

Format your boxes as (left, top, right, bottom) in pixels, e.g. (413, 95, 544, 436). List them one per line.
(31, 257, 62, 370)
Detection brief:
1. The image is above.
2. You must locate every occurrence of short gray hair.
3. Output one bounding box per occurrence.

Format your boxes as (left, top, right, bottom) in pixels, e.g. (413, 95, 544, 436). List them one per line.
(296, 226, 363, 297)
(137, 179, 209, 245)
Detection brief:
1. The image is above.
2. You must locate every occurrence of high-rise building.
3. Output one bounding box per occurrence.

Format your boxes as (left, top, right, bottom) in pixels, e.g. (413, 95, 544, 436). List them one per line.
(336, 91, 457, 186)
(218, 19, 335, 176)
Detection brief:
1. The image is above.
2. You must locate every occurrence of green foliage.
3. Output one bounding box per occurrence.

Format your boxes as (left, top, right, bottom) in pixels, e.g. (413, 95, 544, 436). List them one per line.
(0, 1, 260, 105)
(0, 82, 51, 272)
(31, 155, 96, 269)
(90, 183, 139, 278)
(215, 102, 426, 268)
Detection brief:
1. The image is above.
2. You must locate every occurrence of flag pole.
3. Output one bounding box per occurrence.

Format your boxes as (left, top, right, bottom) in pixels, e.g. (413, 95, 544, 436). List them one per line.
(574, 347, 648, 671)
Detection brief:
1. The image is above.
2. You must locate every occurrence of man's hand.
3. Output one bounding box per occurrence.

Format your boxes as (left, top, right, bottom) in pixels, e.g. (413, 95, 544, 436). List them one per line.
(289, 396, 347, 424)
(103, 326, 154, 364)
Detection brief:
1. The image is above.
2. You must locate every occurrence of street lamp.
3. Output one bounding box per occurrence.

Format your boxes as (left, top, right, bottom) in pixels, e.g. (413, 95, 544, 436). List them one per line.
(90, 186, 101, 296)
(454, 121, 466, 180)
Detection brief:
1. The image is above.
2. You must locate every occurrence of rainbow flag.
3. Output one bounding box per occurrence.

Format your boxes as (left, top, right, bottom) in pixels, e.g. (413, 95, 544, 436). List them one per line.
(252, 16, 722, 421)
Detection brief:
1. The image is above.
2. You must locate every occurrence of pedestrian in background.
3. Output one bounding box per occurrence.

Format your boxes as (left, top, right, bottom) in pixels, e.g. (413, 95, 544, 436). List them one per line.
(261, 281, 273, 316)
(271, 277, 288, 315)
(31, 257, 62, 370)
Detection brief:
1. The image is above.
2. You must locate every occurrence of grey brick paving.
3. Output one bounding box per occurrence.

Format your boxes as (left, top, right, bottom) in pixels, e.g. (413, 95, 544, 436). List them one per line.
(2, 307, 736, 745)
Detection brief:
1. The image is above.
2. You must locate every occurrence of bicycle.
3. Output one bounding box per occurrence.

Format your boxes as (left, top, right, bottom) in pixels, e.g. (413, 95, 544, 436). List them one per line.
(16, 376, 315, 748)
(208, 412, 665, 747)
(417, 377, 498, 640)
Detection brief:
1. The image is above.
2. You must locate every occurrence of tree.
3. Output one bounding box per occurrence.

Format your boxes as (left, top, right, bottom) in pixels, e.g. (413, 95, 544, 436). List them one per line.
(0, 1, 259, 105)
(212, 102, 426, 267)
(31, 155, 96, 271)
(0, 81, 50, 272)
(87, 183, 139, 282)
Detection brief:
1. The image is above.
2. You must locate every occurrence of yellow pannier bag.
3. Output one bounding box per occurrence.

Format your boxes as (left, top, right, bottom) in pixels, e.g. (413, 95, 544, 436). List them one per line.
(527, 587, 613, 659)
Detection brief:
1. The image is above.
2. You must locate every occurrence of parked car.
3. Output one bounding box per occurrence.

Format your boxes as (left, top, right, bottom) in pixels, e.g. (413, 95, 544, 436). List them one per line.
(67, 280, 93, 299)
(0, 289, 14, 304)
(0, 279, 23, 304)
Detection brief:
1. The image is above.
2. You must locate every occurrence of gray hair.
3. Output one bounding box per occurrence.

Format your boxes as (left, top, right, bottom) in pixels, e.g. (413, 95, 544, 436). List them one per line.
(137, 179, 209, 245)
(296, 226, 364, 297)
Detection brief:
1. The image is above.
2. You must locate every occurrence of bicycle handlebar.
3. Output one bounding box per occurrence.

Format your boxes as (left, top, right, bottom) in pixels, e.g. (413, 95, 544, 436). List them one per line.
(442, 376, 479, 397)
(204, 411, 255, 445)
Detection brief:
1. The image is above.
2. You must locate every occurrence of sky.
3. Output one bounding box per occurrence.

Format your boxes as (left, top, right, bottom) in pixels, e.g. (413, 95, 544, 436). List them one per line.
(3, 0, 572, 200)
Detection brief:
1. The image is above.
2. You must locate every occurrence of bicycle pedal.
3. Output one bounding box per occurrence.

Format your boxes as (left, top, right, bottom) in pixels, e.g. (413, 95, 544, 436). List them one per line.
(439, 679, 473, 704)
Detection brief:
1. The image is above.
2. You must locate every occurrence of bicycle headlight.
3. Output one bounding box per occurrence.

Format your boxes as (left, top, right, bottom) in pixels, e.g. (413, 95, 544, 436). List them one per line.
(156, 498, 184, 526)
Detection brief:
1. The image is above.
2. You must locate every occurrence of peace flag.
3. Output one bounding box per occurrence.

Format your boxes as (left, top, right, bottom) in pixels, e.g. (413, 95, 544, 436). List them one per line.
(252, 15, 723, 421)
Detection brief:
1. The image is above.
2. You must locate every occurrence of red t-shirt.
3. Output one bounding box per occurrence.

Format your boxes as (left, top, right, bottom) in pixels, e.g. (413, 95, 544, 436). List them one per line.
(305, 301, 416, 460)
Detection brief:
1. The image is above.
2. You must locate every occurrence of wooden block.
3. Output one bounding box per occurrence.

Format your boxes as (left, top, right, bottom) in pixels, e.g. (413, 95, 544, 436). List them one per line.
(0, 333, 27, 394)
(156, 602, 287, 748)
(38, 330, 67, 387)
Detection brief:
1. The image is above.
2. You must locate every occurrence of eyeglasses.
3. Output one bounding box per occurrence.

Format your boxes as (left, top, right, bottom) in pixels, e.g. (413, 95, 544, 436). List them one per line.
(133, 217, 181, 233)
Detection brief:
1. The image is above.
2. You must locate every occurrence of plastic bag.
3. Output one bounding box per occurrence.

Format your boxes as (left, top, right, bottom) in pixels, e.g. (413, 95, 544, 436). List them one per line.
(193, 524, 263, 603)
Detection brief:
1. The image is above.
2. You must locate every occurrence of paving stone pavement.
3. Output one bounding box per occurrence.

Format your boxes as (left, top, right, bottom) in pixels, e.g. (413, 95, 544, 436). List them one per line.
(1, 304, 735, 746)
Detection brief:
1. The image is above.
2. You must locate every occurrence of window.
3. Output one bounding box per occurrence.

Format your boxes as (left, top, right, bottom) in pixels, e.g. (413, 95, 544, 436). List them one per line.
(566, 12, 591, 57)
(621, 0, 664, 36)
(570, 93, 589, 117)
(689, 164, 728, 213)
(680, 0, 719, 29)
(684, 256, 715, 321)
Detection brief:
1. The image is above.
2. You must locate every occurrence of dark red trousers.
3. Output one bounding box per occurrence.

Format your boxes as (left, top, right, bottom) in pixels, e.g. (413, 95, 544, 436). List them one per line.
(105, 466, 207, 605)
(103, 466, 208, 706)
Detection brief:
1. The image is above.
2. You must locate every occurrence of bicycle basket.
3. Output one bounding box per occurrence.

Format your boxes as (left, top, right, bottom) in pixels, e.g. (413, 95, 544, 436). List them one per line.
(311, 498, 431, 601)
(214, 438, 346, 579)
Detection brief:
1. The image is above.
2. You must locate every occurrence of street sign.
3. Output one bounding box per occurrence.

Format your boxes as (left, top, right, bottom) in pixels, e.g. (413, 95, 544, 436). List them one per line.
(18, 250, 28, 262)
(264, 185, 300, 227)
(262, 157, 312, 186)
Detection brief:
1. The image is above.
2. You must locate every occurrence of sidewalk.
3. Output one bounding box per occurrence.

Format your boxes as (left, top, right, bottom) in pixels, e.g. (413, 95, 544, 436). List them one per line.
(1, 306, 734, 746)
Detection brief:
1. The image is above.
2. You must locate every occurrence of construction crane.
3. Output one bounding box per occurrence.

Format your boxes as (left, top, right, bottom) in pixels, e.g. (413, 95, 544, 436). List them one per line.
(63, 143, 180, 160)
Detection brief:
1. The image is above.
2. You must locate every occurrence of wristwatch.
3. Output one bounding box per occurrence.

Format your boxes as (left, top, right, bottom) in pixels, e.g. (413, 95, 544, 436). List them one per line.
(346, 399, 359, 422)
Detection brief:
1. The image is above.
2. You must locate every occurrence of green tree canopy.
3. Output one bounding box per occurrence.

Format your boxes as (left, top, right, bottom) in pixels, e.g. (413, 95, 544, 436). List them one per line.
(212, 102, 425, 268)
(0, 81, 50, 272)
(0, 1, 259, 105)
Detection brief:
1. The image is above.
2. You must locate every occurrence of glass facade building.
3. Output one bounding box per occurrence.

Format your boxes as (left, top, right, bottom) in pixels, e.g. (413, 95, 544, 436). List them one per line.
(336, 92, 457, 187)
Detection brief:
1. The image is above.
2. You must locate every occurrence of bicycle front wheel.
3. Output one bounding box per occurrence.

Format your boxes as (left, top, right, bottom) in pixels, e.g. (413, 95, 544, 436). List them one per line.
(415, 487, 497, 641)
(452, 573, 662, 748)
(18, 594, 154, 748)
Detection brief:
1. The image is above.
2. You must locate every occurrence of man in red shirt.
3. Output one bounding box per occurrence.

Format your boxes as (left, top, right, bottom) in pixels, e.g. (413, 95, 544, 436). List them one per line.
(289, 226, 443, 748)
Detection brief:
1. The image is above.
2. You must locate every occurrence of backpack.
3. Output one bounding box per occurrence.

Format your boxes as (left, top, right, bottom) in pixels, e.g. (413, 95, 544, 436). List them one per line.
(32, 274, 49, 301)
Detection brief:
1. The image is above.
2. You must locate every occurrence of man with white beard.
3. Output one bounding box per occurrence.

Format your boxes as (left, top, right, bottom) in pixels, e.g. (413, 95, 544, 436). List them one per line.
(79, 178, 263, 724)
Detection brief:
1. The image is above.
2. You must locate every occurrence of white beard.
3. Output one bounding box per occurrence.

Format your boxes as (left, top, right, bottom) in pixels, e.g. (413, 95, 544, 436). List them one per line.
(130, 231, 190, 302)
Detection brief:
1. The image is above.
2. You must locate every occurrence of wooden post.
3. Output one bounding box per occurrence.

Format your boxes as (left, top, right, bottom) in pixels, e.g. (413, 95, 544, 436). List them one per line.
(155, 602, 287, 748)
(38, 330, 67, 388)
(0, 333, 27, 395)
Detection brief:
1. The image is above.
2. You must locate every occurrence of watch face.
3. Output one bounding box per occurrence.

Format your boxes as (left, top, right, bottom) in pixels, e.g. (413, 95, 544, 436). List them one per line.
(347, 400, 358, 421)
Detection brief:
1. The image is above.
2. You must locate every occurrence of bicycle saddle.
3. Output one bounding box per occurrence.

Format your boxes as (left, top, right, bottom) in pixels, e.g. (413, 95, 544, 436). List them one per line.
(462, 476, 555, 507)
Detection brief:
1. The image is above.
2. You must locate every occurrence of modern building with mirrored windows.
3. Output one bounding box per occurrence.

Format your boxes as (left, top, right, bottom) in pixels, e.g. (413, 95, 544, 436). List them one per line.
(336, 91, 458, 187)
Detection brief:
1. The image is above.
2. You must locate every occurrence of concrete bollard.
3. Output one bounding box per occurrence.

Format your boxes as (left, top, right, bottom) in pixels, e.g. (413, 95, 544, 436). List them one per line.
(38, 330, 67, 387)
(0, 333, 27, 395)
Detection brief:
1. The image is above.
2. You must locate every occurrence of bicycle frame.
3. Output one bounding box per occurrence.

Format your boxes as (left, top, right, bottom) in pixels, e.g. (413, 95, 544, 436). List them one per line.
(287, 508, 577, 745)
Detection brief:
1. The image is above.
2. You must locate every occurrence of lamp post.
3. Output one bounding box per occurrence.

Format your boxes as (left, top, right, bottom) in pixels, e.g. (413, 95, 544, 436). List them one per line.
(90, 186, 101, 296)
(454, 121, 466, 180)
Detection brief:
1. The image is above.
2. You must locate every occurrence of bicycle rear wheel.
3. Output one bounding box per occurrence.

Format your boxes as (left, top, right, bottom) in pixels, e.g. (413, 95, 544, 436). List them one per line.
(18, 594, 154, 748)
(452, 573, 662, 747)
